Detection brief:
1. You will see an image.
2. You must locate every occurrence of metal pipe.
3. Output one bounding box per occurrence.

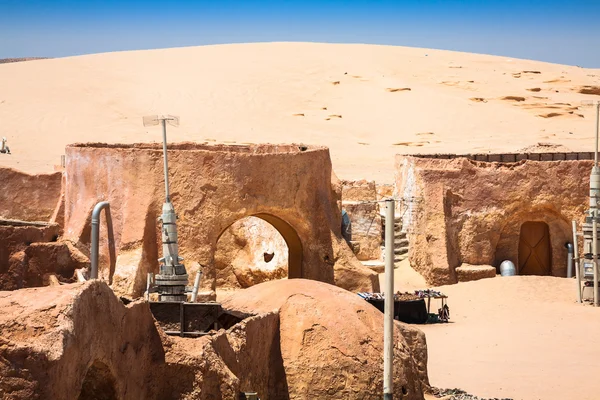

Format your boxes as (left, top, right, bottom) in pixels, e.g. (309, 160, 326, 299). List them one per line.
(565, 242, 574, 279)
(596, 103, 599, 167)
(573, 221, 582, 303)
(383, 198, 394, 400)
(90, 201, 116, 280)
(593, 218, 598, 307)
(161, 119, 171, 202)
(191, 270, 202, 302)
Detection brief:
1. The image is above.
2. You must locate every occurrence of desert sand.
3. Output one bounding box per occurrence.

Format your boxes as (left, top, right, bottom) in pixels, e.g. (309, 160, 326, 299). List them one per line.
(0, 42, 599, 181)
(383, 262, 600, 400)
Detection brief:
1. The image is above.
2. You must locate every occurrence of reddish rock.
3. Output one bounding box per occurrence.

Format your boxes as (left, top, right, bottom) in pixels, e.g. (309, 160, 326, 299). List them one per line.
(0, 281, 166, 399)
(455, 263, 497, 282)
(223, 279, 429, 400)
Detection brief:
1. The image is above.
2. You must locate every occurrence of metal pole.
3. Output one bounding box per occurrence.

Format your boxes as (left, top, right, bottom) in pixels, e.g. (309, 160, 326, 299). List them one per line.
(593, 218, 598, 307)
(596, 103, 600, 167)
(191, 270, 202, 302)
(161, 119, 171, 202)
(90, 201, 115, 280)
(383, 199, 395, 400)
(573, 221, 582, 303)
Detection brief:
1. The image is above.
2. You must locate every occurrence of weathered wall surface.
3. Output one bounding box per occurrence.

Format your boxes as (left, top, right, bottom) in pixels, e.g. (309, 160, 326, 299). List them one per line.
(215, 216, 289, 289)
(223, 279, 429, 400)
(0, 222, 89, 291)
(0, 167, 62, 222)
(396, 156, 589, 285)
(341, 180, 382, 261)
(0, 279, 429, 400)
(63, 143, 378, 297)
(0, 281, 166, 399)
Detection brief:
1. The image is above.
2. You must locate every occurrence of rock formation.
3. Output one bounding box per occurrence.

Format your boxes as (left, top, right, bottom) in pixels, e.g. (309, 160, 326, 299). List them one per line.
(223, 279, 429, 400)
(0, 279, 429, 399)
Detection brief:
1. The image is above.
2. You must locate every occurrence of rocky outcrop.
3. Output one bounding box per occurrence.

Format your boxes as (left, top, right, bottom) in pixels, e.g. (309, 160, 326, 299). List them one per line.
(0, 279, 428, 399)
(396, 156, 589, 285)
(223, 279, 429, 400)
(0, 281, 166, 399)
(0, 221, 87, 291)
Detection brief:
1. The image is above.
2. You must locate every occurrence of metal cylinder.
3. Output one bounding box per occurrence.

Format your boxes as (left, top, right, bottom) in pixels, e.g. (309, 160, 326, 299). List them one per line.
(161, 119, 171, 202)
(90, 201, 116, 280)
(191, 270, 202, 302)
(383, 199, 394, 399)
(565, 243, 574, 279)
(573, 221, 582, 303)
(500, 260, 516, 277)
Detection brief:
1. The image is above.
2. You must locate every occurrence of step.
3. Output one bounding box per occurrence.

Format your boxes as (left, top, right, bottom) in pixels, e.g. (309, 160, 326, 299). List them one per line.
(395, 239, 409, 247)
(394, 231, 407, 240)
(394, 247, 409, 255)
(395, 254, 408, 262)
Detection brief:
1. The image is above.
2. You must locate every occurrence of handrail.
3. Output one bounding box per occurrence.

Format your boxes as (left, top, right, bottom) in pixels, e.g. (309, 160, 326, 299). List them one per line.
(90, 201, 116, 281)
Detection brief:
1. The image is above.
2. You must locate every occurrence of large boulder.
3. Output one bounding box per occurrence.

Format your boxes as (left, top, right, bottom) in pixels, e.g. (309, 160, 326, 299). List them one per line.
(222, 279, 429, 400)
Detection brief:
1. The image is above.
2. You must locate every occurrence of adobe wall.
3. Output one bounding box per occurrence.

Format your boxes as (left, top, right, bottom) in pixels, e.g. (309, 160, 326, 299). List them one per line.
(395, 155, 590, 285)
(0, 167, 62, 222)
(341, 180, 382, 261)
(63, 142, 378, 297)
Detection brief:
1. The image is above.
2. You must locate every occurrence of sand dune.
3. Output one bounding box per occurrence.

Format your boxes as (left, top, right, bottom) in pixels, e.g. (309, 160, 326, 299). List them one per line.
(0, 42, 599, 181)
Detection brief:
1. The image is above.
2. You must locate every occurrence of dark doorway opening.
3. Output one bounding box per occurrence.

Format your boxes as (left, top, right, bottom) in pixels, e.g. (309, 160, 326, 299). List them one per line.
(78, 361, 119, 400)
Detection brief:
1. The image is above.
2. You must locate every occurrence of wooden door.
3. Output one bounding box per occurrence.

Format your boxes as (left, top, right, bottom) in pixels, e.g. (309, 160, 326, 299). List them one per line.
(518, 221, 551, 275)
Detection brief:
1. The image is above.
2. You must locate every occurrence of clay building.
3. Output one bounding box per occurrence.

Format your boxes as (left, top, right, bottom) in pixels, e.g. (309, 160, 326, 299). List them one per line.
(395, 151, 593, 285)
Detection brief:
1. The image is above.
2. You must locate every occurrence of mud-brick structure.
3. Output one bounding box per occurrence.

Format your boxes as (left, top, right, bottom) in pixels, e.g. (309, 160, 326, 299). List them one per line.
(63, 143, 377, 297)
(396, 152, 593, 285)
(340, 180, 382, 261)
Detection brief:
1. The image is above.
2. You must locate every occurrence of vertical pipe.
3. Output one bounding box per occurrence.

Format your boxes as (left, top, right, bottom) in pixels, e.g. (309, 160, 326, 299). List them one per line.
(90, 201, 115, 280)
(383, 199, 394, 400)
(573, 221, 582, 303)
(566, 243, 573, 279)
(596, 103, 599, 167)
(191, 271, 202, 302)
(593, 218, 598, 307)
(161, 119, 171, 202)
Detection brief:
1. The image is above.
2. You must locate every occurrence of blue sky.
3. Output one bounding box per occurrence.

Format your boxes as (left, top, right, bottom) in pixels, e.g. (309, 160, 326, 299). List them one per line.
(1, 0, 599, 67)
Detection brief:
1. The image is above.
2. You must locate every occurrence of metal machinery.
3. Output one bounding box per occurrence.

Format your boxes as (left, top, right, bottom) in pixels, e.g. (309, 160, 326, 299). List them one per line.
(573, 101, 600, 306)
(142, 115, 223, 336)
(143, 115, 191, 302)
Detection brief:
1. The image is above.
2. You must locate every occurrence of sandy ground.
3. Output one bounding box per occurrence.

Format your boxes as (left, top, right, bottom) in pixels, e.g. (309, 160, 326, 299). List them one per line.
(381, 263, 600, 400)
(0, 42, 599, 182)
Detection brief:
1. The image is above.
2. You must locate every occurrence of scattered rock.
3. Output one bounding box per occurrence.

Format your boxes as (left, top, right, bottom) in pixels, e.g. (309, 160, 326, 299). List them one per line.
(455, 264, 496, 282)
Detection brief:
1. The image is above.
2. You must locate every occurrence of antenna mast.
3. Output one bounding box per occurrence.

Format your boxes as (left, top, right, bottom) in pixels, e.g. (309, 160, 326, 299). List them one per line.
(143, 115, 188, 302)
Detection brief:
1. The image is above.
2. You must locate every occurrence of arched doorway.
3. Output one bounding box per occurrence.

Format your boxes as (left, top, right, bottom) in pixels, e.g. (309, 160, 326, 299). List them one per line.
(215, 214, 303, 289)
(78, 361, 118, 400)
(518, 221, 552, 275)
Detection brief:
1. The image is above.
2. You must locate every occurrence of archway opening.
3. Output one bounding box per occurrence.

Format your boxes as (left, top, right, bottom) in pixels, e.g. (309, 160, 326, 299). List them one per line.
(215, 214, 303, 289)
(77, 361, 119, 400)
(518, 221, 552, 275)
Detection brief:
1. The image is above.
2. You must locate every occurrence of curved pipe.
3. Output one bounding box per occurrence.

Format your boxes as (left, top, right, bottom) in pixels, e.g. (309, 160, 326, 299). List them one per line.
(90, 201, 116, 281)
